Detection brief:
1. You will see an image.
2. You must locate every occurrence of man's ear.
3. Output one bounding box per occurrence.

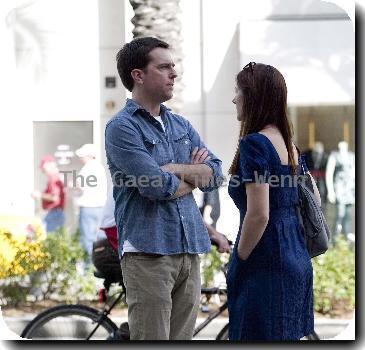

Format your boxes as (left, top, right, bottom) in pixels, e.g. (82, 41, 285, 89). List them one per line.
(131, 69, 144, 86)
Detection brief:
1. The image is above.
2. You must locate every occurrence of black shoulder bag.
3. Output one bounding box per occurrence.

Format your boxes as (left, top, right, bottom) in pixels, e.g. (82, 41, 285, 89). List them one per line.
(297, 155, 331, 258)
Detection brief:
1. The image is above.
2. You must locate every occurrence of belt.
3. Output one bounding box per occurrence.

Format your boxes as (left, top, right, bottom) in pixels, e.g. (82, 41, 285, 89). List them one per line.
(123, 252, 164, 257)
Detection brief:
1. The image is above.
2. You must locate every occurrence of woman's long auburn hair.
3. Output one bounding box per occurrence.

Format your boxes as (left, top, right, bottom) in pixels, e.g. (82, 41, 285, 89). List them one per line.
(229, 63, 296, 175)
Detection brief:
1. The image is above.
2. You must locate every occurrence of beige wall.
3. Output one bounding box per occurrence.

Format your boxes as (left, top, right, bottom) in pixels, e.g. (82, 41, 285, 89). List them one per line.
(1, 0, 101, 216)
(175, 0, 354, 238)
(178, 0, 354, 177)
(0, 0, 355, 226)
(98, 0, 126, 169)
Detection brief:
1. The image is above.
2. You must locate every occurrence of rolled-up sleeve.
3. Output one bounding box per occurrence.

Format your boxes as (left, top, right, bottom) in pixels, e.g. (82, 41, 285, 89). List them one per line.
(105, 119, 180, 200)
(186, 120, 224, 192)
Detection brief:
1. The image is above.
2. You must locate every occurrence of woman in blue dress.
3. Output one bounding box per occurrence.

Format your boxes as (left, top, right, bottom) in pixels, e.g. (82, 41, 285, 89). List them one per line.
(227, 62, 321, 341)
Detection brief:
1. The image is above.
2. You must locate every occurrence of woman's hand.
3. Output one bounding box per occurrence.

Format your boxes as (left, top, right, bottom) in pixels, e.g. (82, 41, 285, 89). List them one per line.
(237, 242, 250, 261)
(236, 182, 270, 261)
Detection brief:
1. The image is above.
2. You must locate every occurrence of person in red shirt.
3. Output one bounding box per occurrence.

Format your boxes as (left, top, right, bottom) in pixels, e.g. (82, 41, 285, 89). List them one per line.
(32, 155, 65, 233)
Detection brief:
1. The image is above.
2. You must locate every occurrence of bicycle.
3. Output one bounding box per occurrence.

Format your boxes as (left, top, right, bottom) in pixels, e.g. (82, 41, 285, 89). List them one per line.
(21, 245, 320, 340)
(20, 266, 230, 340)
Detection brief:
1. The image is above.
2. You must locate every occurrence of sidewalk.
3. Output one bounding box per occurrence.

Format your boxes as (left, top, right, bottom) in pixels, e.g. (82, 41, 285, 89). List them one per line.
(2, 313, 353, 340)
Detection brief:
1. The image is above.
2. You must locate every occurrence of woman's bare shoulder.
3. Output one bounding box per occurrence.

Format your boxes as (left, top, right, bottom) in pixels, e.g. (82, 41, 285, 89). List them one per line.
(258, 128, 299, 165)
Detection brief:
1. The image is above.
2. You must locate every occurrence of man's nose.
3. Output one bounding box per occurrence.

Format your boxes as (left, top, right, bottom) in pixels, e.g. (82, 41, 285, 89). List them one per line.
(232, 97, 236, 104)
(171, 68, 177, 79)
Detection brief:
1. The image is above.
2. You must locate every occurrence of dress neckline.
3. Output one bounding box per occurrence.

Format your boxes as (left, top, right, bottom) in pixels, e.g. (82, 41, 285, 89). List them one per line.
(254, 132, 300, 168)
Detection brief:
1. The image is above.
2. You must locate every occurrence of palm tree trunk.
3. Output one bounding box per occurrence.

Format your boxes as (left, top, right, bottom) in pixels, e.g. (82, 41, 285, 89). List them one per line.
(129, 0, 184, 112)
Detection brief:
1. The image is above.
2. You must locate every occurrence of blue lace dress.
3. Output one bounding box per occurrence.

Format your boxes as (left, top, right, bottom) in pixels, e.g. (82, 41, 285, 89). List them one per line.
(227, 133, 314, 341)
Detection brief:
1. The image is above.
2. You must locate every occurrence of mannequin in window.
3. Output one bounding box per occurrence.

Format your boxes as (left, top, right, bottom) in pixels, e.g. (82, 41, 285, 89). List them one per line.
(303, 141, 328, 208)
(325, 141, 355, 240)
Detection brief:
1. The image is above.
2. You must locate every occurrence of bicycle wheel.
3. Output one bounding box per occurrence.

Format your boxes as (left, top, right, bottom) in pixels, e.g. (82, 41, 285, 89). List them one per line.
(216, 323, 229, 340)
(21, 304, 118, 340)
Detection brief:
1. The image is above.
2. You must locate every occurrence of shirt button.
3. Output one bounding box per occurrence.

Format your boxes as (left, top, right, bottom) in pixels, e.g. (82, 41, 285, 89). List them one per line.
(171, 160, 174, 163)
(185, 140, 189, 144)
(181, 216, 184, 220)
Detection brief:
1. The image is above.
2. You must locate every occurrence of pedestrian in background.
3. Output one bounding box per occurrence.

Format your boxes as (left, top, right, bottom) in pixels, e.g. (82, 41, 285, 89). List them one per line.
(74, 143, 107, 264)
(31, 155, 65, 233)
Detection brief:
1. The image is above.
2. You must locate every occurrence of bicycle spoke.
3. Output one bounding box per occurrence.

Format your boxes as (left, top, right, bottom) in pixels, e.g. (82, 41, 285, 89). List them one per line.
(21, 305, 118, 340)
(28, 315, 110, 340)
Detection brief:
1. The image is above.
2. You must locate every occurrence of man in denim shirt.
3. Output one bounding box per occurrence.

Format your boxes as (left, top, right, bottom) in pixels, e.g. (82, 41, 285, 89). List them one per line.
(105, 37, 224, 340)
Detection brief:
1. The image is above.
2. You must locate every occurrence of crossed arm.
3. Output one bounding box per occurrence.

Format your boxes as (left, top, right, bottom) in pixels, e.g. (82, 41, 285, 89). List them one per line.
(106, 119, 230, 251)
(162, 147, 213, 198)
(106, 119, 222, 201)
(162, 119, 222, 193)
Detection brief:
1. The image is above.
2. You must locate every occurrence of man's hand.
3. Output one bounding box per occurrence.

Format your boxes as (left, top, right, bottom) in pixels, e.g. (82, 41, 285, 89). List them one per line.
(160, 147, 213, 187)
(191, 147, 211, 164)
(161, 147, 210, 172)
(210, 231, 231, 253)
(206, 223, 231, 253)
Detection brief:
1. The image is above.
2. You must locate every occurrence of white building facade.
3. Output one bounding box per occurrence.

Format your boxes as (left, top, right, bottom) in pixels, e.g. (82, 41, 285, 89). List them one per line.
(0, 0, 355, 234)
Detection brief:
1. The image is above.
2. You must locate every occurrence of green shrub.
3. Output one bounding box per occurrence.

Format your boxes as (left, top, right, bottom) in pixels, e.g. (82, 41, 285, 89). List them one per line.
(1, 223, 355, 316)
(31, 228, 87, 301)
(0, 225, 50, 306)
(312, 235, 355, 315)
(200, 246, 229, 287)
(0, 277, 30, 306)
(0, 227, 96, 306)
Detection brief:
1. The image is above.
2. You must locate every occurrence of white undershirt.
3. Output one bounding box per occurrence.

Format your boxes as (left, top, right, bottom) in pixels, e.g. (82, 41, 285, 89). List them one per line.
(154, 116, 166, 131)
(122, 116, 166, 255)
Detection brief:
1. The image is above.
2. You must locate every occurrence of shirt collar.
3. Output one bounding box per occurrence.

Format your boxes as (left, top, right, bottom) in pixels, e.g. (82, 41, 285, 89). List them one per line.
(125, 98, 171, 118)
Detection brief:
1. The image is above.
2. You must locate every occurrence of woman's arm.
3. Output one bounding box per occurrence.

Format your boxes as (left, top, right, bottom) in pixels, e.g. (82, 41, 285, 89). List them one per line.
(237, 182, 269, 260)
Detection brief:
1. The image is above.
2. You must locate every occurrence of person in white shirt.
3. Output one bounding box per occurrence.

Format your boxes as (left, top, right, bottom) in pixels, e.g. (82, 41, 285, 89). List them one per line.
(75, 143, 107, 263)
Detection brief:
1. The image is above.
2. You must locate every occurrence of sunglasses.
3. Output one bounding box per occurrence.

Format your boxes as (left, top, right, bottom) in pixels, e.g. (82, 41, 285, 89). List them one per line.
(243, 62, 256, 74)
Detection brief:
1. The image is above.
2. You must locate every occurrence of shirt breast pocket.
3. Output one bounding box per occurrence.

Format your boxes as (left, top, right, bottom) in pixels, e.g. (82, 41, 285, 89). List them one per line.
(173, 133, 192, 163)
(143, 138, 168, 165)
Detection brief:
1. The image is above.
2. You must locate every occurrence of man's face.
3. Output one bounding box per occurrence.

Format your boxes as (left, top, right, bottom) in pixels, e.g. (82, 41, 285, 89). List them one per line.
(79, 156, 89, 165)
(41, 161, 58, 176)
(140, 48, 177, 103)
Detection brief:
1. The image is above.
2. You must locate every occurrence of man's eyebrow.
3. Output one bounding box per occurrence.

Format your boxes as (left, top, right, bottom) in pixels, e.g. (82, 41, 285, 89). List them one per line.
(157, 62, 175, 67)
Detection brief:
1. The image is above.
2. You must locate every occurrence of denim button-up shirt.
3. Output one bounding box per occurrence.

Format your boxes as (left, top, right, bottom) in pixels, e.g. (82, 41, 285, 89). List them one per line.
(105, 99, 223, 255)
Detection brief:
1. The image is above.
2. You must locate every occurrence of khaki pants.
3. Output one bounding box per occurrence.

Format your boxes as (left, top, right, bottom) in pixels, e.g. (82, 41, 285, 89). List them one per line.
(121, 253, 201, 340)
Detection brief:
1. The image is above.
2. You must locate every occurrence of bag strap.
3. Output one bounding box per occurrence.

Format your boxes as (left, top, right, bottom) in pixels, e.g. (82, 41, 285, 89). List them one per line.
(294, 144, 306, 175)
(295, 145, 316, 194)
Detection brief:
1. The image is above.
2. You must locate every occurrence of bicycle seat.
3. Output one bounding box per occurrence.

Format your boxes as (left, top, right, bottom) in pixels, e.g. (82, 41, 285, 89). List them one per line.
(201, 287, 219, 295)
(94, 269, 107, 279)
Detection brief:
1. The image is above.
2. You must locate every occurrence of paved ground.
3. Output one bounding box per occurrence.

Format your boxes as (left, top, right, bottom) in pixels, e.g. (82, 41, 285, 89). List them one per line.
(2, 314, 352, 340)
